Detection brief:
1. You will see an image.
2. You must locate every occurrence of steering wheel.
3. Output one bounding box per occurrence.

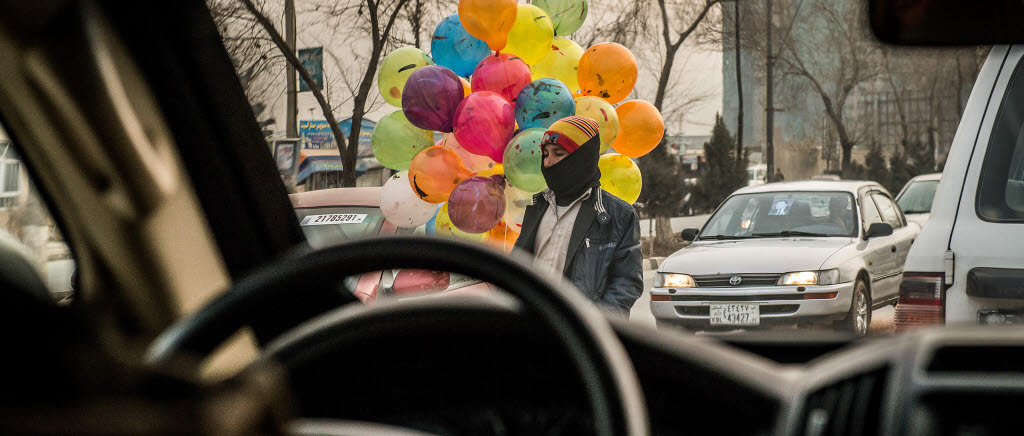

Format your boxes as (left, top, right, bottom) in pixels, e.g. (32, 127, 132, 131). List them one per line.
(147, 237, 648, 436)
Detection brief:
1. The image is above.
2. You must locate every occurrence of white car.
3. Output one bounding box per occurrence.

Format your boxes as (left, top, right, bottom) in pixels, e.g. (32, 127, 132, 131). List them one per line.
(652, 180, 919, 335)
(896, 46, 1024, 331)
(895, 173, 942, 228)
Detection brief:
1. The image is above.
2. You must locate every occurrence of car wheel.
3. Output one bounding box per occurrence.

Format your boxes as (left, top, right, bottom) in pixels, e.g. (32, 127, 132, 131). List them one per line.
(835, 280, 871, 336)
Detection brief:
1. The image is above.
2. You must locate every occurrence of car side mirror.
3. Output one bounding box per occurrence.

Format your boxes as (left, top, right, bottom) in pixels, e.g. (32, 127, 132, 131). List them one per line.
(680, 228, 699, 242)
(865, 223, 893, 239)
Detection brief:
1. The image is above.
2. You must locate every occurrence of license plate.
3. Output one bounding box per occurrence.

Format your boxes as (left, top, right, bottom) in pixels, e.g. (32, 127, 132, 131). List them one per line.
(709, 304, 760, 326)
(300, 213, 367, 226)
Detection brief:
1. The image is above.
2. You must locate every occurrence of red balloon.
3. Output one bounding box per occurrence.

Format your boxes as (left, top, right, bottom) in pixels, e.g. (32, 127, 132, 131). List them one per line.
(453, 91, 515, 163)
(470, 53, 532, 101)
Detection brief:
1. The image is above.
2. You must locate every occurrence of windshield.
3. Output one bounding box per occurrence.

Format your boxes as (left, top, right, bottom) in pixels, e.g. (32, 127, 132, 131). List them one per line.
(897, 180, 939, 214)
(700, 191, 857, 239)
(296, 206, 385, 249)
(209, 0, 989, 342)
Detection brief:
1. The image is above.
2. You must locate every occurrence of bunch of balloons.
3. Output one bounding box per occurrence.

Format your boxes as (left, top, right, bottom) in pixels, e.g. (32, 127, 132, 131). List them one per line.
(372, 0, 663, 253)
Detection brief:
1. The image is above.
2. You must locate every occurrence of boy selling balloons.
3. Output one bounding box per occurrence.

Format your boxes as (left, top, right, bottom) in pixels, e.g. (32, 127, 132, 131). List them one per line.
(513, 116, 642, 313)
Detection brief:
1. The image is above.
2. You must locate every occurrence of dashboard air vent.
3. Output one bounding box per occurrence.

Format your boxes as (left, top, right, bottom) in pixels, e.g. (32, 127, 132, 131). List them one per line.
(800, 367, 888, 436)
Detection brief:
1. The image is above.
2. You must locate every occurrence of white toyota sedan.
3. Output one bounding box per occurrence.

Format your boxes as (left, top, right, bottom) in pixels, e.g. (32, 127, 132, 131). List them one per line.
(651, 181, 920, 335)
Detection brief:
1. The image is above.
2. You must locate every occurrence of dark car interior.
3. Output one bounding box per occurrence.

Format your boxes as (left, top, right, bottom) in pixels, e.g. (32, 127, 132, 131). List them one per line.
(2, 1, 1024, 435)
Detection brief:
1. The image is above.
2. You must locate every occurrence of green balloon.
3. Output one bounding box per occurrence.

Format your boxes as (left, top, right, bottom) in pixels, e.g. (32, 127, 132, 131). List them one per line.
(534, 0, 588, 37)
(377, 47, 434, 107)
(503, 128, 548, 194)
(372, 111, 434, 170)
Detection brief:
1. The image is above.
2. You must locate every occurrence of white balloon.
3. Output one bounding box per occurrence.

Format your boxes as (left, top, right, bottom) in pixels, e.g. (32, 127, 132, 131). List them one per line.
(381, 171, 438, 228)
(504, 185, 533, 233)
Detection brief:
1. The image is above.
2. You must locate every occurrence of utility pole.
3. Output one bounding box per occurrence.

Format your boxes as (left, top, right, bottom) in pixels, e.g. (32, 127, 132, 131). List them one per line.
(765, 0, 775, 177)
(734, 0, 744, 171)
(285, 0, 297, 138)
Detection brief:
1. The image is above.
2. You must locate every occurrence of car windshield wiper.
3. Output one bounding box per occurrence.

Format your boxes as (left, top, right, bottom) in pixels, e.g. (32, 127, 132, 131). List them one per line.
(698, 234, 756, 240)
(751, 230, 834, 237)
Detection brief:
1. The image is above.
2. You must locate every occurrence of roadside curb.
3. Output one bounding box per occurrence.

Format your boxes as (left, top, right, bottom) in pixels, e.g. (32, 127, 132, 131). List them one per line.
(643, 257, 666, 271)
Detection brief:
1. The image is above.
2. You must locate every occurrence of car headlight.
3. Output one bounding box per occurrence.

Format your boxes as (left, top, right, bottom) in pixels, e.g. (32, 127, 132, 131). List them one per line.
(656, 273, 695, 288)
(777, 269, 840, 286)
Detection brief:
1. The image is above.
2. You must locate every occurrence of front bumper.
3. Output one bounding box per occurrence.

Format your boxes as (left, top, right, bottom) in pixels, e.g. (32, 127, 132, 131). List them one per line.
(650, 282, 856, 330)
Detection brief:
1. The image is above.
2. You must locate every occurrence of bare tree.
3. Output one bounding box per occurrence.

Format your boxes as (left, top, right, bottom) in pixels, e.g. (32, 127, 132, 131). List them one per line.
(573, 0, 652, 49)
(633, 0, 721, 253)
(775, 0, 881, 173)
(208, 0, 281, 129)
(308, 0, 413, 186)
(239, 0, 354, 183)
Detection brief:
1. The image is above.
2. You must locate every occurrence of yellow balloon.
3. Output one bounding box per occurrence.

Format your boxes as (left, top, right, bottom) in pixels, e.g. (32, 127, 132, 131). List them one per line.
(476, 163, 504, 178)
(434, 202, 488, 242)
(459, 0, 518, 52)
(574, 96, 619, 153)
(377, 47, 434, 107)
(599, 153, 642, 204)
(460, 77, 472, 97)
(502, 5, 555, 65)
(532, 38, 584, 92)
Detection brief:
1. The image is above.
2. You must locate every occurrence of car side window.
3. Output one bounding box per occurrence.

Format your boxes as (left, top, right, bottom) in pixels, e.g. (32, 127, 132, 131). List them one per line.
(871, 193, 904, 228)
(0, 131, 76, 303)
(861, 193, 883, 228)
(978, 57, 1024, 221)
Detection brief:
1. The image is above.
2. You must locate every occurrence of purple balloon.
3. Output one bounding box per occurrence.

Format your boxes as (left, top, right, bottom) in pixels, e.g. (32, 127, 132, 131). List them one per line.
(448, 177, 506, 234)
(402, 66, 465, 132)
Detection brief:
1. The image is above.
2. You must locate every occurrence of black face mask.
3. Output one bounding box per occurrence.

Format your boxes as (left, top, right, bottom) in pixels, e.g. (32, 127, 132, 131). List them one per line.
(541, 135, 601, 206)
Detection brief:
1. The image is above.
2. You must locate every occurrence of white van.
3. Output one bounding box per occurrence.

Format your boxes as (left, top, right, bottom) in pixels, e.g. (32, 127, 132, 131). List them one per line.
(895, 45, 1024, 331)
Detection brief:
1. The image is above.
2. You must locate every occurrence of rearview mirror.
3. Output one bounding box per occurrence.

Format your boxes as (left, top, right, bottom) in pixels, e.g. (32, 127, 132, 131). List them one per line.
(391, 269, 450, 296)
(865, 223, 894, 239)
(680, 228, 699, 242)
(870, 0, 1024, 45)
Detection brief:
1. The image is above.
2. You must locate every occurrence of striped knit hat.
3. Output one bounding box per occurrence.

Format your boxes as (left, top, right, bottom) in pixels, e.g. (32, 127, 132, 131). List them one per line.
(541, 116, 601, 153)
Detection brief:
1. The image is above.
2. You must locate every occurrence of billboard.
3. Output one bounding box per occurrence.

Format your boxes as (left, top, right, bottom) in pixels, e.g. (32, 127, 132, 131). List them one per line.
(297, 47, 324, 92)
(298, 118, 375, 158)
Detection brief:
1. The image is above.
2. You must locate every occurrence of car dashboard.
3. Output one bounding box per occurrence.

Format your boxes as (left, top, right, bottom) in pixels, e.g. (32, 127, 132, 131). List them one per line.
(269, 297, 1024, 435)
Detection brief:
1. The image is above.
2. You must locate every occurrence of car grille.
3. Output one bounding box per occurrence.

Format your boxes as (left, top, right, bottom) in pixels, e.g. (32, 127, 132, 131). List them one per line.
(675, 305, 799, 316)
(691, 273, 783, 287)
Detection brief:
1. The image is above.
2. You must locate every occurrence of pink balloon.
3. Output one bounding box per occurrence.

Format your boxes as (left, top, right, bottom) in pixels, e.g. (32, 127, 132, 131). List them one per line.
(470, 53, 532, 101)
(448, 177, 506, 234)
(453, 91, 515, 163)
(437, 133, 496, 173)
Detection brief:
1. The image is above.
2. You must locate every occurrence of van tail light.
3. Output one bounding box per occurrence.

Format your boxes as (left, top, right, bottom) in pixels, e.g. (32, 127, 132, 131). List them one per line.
(894, 272, 946, 333)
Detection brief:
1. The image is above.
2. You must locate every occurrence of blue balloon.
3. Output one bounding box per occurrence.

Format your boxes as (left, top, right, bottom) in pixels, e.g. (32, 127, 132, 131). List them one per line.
(430, 14, 491, 78)
(514, 79, 576, 131)
(424, 204, 442, 236)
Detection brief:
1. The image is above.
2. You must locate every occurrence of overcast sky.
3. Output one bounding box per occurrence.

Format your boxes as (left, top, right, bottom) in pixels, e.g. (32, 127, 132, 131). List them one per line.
(264, 2, 724, 137)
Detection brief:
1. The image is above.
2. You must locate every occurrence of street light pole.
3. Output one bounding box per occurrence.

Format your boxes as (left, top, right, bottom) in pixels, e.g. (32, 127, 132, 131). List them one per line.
(285, 0, 297, 138)
(765, 0, 775, 178)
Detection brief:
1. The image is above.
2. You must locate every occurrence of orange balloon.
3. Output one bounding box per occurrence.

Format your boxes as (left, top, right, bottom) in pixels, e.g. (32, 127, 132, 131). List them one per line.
(577, 43, 638, 104)
(408, 146, 474, 203)
(611, 100, 664, 158)
(486, 221, 520, 253)
(460, 77, 472, 97)
(458, 0, 518, 51)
